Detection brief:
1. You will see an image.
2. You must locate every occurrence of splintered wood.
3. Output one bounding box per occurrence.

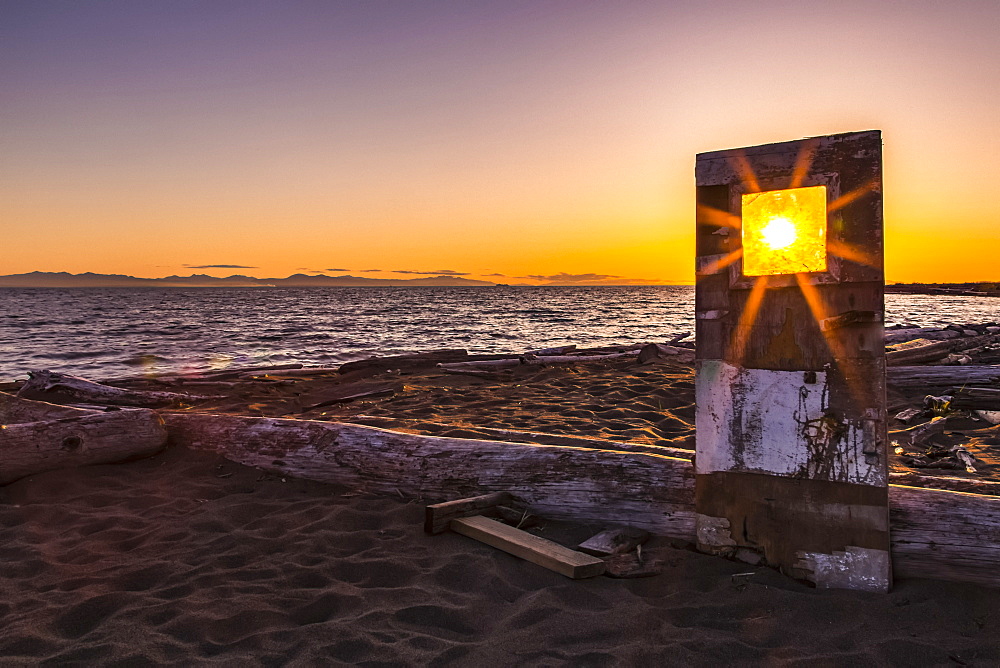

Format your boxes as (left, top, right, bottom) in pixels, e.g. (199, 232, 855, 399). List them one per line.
(449, 515, 605, 579)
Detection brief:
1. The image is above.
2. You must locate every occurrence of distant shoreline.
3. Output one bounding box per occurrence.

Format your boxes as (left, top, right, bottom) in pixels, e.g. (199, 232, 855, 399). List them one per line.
(886, 282, 1000, 298)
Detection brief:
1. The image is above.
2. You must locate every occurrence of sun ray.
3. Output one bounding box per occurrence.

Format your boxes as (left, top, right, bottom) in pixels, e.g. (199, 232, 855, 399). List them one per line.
(727, 150, 760, 193)
(698, 247, 743, 276)
(827, 239, 881, 270)
(789, 138, 819, 189)
(794, 273, 868, 411)
(696, 203, 741, 229)
(727, 275, 769, 365)
(829, 179, 879, 213)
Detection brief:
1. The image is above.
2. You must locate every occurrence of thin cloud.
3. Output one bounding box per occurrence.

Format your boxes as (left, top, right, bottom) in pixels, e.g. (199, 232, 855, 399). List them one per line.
(358, 269, 383, 273)
(515, 272, 667, 285)
(391, 269, 470, 276)
(326, 268, 349, 272)
(483, 273, 508, 277)
(526, 272, 622, 282)
(184, 264, 257, 269)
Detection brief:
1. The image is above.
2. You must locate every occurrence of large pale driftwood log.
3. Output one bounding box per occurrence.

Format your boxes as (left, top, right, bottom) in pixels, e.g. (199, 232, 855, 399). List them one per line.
(1, 401, 168, 484)
(17, 370, 221, 407)
(0, 391, 95, 423)
(161, 413, 697, 538)
(161, 412, 1000, 586)
(887, 366, 1000, 389)
(343, 415, 695, 460)
(889, 485, 1000, 586)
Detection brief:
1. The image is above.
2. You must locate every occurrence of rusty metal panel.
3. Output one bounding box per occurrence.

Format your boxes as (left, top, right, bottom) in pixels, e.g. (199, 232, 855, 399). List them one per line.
(694, 131, 889, 591)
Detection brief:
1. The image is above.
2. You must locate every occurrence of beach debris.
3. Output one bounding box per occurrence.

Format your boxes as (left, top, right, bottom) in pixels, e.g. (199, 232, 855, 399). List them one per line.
(602, 550, 663, 578)
(637, 343, 695, 365)
(948, 387, 1000, 411)
(923, 395, 952, 416)
(424, 491, 516, 534)
(522, 345, 577, 356)
(17, 370, 221, 408)
(886, 365, 1000, 389)
(240, 367, 341, 379)
(301, 383, 398, 411)
(976, 411, 1000, 425)
(953, 446, 978, 474)
(0, 391, 167, 484)
(891, 416, 948, 450)
(577, 527, 650, 557)
(886, 338, 956, 366)
(337, 350, 472, 377)
(893, 407, 923, 425)
(436, 351, 641, 373)
(884, 328, 964, 345)
(495, 504, 538, 529)
(448, 515, 605, 579)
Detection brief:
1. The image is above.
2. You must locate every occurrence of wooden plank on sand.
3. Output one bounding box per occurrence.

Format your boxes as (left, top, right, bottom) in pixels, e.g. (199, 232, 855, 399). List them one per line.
(424, 491, 512, 534)
(450, 515, 606, 579)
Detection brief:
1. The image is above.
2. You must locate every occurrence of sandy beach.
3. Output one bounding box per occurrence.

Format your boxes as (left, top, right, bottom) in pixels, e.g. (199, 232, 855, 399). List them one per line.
(2, 346, 1000, 665)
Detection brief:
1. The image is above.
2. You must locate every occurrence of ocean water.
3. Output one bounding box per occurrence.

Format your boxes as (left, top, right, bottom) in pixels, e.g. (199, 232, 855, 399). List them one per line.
(0, 286, 997, 382)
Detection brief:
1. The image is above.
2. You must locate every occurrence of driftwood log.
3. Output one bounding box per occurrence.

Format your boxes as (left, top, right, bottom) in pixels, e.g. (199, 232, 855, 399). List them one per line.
(1, 393, 168, 484)
(884, 328, 964, 345)
(949, 387, 1000, 411)
(886, 335, 995, 366)
(161, 412, 1000, 587)
(17, 370, 221, 407)
(162, 413, 698, 538)
(886, 365, 1000, 389)
(343, 415, 695, 460)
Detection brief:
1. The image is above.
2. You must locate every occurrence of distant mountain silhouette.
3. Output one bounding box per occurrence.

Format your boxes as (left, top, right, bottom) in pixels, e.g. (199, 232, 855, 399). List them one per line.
(0, 271, 497, 288)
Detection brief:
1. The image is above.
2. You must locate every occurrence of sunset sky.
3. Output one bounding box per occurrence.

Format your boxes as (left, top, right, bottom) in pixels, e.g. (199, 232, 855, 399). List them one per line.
(3, 1, 998, 284)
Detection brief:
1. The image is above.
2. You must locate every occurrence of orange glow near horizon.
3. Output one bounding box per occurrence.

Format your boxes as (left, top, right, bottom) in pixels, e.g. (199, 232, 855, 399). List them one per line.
(742, 187, 828, 276)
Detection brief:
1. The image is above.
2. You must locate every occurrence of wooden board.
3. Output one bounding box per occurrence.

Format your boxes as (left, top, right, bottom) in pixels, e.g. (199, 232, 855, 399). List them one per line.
(450, 515, 605, 579)
(424, 492, 513, 534)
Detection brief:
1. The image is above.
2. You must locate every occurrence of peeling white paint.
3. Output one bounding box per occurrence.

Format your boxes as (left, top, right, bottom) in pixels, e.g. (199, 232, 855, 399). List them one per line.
(695, 360, 883, 484)
(793, 546, 891, 593)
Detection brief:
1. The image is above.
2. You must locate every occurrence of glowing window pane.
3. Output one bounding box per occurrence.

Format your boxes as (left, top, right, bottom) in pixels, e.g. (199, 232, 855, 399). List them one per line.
(741, 186, 827, 276)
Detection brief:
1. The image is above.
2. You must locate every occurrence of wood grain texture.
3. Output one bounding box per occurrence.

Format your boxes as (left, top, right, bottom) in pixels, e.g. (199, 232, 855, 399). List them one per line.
(887, 366, 1000, 388)
(161, 413, 698, 538)
(450, 515, 606, 579)
(1, 409, 168, 484)
(890, 485, 1000, 586)
(0, 391, 96, 423)
(424, 492, 513, 534)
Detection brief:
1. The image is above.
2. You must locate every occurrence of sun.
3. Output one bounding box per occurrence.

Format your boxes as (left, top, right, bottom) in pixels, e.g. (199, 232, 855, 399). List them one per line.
(760, 216, 797, 250)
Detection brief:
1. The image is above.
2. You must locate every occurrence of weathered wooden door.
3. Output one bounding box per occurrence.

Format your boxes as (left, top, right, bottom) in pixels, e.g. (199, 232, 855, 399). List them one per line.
(694, 131, 890, 591)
